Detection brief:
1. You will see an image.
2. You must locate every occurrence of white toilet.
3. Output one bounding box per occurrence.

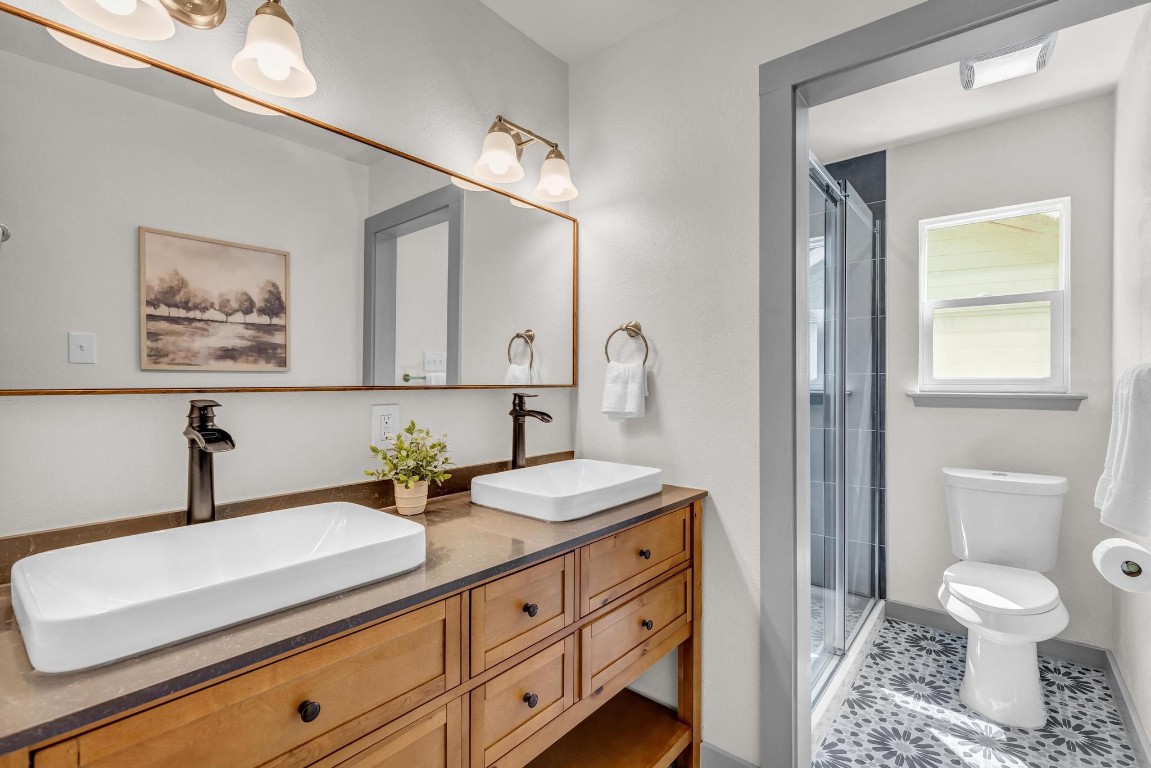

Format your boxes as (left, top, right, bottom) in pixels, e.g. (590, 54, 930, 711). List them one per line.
(936, 468, 1069, 729)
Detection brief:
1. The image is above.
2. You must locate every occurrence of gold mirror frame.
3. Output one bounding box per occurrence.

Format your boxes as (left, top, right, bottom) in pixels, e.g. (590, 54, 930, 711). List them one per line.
(0, 2, 578, 396)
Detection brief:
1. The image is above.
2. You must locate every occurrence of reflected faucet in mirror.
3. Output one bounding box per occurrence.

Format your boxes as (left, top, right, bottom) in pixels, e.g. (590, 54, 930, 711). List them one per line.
(510, 393, 552, 470)
(184, 399, 236, 524)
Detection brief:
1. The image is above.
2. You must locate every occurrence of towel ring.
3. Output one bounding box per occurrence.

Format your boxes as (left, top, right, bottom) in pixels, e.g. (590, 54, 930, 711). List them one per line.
(508, 329, 535, 369)
(604, 321, 649, 365)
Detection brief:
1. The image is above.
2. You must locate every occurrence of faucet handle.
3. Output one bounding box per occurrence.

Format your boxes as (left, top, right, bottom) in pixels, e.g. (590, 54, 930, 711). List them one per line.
(190, 399, 222, 410)
(187, 399, 222, 426)
(512, 392, 538, 409)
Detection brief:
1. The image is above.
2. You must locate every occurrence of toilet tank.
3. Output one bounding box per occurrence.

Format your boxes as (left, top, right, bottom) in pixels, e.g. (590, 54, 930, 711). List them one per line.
(943, 468, 1067, 572)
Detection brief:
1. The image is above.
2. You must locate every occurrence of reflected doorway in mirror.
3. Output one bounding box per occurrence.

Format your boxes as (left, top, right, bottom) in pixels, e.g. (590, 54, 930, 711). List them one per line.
(140, 228, 290, 371)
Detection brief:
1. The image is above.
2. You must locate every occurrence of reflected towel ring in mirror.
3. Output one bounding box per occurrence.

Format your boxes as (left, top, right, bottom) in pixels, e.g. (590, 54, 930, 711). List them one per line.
(508, 329, 536, 369)
(0, 223, 10, 252)
(604, 321, 649, 365)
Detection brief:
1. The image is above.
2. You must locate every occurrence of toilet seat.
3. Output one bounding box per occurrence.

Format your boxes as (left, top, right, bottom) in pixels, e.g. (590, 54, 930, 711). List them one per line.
(943, 561, 1060, 615)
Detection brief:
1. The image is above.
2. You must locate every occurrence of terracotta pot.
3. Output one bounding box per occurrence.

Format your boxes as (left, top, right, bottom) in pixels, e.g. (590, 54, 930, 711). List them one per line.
(393, 480, 430, 515)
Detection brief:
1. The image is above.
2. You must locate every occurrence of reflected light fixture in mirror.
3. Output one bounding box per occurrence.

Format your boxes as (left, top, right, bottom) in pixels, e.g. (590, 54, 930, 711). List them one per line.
(510, 197, 534, 208)
(47, 27, 150, 68)
(960, 33, 1058, 90)
(157, 0, 225, 30)
(59, 0, 174, 40)
(450, 176, 488, 192)
(213, 88, 280, 115)
(232, 0, 316, 98)
(466, 116, 578, 203)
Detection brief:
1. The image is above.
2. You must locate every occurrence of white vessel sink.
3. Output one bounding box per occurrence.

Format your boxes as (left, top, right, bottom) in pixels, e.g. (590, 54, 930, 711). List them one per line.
(471, 459, 662, 522)
(11, 502, 426, 673)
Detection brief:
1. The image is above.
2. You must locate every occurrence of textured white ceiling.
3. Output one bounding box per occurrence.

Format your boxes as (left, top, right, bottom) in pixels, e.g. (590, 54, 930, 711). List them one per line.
(809, 4, 1149, 163)
(477, 0, 698, 63)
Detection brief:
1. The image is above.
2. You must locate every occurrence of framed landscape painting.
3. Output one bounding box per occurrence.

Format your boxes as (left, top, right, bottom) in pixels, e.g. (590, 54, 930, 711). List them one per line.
(140, 228, 290, 371)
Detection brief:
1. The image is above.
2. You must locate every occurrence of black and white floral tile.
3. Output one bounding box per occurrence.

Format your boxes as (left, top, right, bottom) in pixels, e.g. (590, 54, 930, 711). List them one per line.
(813, 619, 1138, 768)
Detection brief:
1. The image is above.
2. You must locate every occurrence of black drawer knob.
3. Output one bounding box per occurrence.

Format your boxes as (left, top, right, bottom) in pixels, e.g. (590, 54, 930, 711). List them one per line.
(523, 692, 539, 709)
(298, 700, 321, 723)
(641, 619, 654, 631)
(639, 548, 652, 560)
(523, 602, 539, 618)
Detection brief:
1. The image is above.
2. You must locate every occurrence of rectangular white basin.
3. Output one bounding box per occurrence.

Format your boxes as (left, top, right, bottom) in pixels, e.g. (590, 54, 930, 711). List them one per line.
(11, 502, 426, 673)
(471, 459, 662, 522)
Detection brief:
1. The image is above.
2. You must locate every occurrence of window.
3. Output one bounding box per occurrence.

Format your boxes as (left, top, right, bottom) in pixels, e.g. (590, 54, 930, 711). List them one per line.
(919, 198, 1069, 393)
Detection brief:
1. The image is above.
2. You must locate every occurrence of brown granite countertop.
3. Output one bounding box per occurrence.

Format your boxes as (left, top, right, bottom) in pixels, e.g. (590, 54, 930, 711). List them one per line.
(0, 485, 706, 754)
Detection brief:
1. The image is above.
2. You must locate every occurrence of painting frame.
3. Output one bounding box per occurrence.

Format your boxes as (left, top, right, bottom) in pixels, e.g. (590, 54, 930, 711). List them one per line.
(139, 227, 291, 372)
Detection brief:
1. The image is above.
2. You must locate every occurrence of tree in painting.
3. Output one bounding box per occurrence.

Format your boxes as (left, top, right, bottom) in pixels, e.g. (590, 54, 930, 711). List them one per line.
(257, 281, 286, 325)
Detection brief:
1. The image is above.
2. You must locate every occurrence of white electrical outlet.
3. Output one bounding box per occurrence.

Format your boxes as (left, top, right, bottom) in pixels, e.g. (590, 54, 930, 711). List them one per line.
(423, 351, 446, 372)
(371, 404, 401, 446)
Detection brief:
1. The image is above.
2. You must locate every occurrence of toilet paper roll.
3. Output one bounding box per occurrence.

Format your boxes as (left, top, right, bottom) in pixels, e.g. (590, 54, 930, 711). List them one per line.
(1093, 538, 1151, 594)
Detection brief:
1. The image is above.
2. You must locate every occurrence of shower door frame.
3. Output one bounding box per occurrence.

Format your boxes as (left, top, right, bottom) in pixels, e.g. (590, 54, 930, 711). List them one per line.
(757, 1, 1145, 766)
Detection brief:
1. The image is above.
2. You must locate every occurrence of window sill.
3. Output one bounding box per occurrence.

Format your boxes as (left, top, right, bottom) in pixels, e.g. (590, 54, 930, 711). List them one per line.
(906, 392, 1087, 411)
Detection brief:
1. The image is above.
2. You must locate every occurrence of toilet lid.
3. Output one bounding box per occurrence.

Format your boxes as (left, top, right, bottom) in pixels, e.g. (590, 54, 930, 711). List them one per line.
(944, 561, 1061, 615)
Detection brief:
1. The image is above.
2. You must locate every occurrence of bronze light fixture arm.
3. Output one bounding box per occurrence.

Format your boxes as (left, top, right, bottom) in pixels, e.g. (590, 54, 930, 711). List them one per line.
(495, 115, 560, 151)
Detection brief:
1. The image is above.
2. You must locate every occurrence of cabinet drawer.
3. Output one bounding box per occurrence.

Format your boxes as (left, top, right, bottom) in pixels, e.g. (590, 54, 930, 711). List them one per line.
(471, 636, 575, 767)
(43, 598, 460, 768)
(579, 507, 689, 615)
(329, 699, 464, 768)
(471, 554, 575, 673)
(581, 569, 691, 695)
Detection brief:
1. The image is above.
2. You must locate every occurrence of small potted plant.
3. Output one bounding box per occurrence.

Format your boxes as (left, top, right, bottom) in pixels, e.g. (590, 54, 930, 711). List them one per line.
(366, 421, 452, 516)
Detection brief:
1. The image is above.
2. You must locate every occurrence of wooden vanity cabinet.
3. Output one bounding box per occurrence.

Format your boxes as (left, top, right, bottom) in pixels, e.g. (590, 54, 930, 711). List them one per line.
(28, 498, 704, 768)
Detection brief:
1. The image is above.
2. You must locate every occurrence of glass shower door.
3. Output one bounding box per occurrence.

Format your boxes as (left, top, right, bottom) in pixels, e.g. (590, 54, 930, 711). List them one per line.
(809, 158, 880, 699)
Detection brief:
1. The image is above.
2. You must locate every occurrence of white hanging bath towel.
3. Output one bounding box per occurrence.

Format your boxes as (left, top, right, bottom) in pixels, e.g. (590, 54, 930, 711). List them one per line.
(602, 361, 647, 419)
(1096, 363, 1151, 536)
(504, 364, 538, 385)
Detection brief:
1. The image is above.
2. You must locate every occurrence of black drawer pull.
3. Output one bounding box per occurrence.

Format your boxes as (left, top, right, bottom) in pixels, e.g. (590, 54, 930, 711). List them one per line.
(298, 700, 321, 723)
(639, 548, 652, 560)
(523, 602, 539, 618)
(641, 619, 654, 631)
(523, 692, 539, 709)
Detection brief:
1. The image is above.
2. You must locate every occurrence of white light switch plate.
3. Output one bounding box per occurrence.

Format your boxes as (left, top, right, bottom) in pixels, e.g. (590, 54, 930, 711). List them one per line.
(68, 332, 97, 364)
(423, 351, 446, 372)
(371, 404, 401, 446)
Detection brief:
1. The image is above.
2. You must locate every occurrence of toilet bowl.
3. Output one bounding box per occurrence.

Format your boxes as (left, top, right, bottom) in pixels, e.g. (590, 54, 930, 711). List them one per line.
(938, 561, 1068, 728)
(937, 468, 1068, 729)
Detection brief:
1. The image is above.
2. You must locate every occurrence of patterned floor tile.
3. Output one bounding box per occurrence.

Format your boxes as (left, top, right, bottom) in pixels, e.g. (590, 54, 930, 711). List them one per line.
(814, 619, 1138, 768)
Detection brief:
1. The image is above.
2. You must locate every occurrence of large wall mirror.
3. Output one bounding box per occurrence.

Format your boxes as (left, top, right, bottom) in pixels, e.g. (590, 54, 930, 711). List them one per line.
(0, 8, 577, 394)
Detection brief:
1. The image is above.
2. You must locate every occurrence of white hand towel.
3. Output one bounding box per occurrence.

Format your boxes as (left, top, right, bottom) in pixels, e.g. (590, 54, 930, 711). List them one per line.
(425, 372, 447, 385)
(602, 361, 647, 419)
(504, 364, 538, 385)
(1097, 363, 1151, 536)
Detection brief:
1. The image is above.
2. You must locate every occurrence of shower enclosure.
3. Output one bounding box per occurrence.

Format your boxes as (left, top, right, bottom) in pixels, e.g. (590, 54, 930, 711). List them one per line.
(808, 155, 885, 701)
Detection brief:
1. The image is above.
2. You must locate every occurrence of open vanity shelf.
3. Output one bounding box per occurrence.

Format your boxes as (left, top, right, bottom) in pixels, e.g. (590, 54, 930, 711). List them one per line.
(2, 491, 704, 768)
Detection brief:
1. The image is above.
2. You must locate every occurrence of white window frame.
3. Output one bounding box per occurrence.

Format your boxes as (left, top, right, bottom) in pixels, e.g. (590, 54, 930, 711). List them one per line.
(918, 197, 1070, 394)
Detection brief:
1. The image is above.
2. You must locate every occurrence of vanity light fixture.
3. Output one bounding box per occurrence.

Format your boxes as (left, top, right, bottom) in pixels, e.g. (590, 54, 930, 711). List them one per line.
(47, 27, 151, 68)
(59, 0, 175, 40)
(232, 0, 316, 98)
(509, 197, 534, 209)
(960, 33, 1058, 90)
(157, 0, 226, 30)
(466, 116, 579, 202)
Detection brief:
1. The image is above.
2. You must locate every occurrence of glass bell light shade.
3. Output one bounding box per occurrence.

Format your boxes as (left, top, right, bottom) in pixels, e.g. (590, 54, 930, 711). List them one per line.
(534, 148, 578, 202)
(60, 0, 175, 41)
(47, 28, 151, 68)
(473, 123, 524, 183)
(231, 1, 316, 98)
(509, 197, 534, 208)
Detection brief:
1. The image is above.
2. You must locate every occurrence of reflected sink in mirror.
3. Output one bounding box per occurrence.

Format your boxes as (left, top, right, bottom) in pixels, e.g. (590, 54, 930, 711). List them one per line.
(10, 503, 426, 673)
(471, 459, 663, 522)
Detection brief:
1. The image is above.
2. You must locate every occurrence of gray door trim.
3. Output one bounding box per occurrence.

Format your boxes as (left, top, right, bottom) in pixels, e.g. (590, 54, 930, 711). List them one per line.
(363, 185, 463, 386)
(757, 1, 1147, 765)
